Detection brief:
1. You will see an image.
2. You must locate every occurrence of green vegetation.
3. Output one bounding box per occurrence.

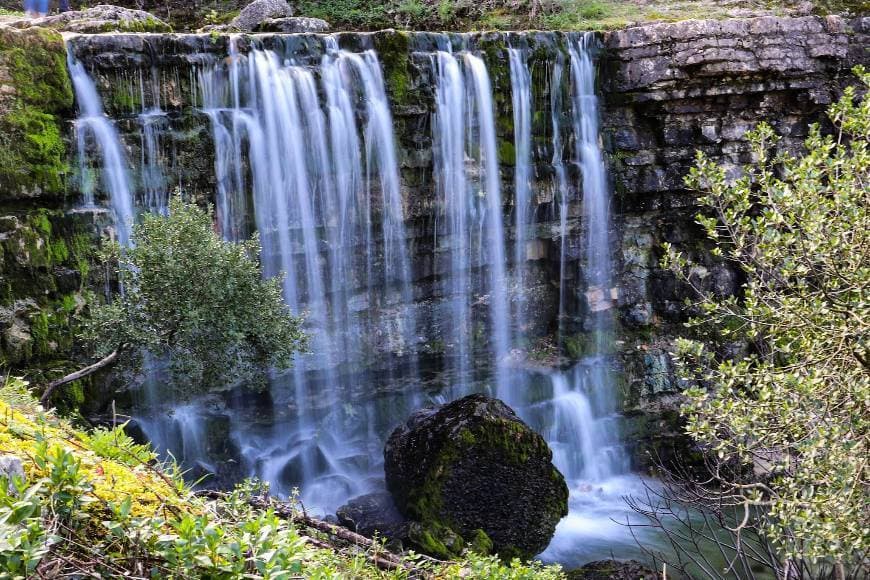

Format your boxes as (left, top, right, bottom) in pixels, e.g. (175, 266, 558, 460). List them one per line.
(290, 0, 862, 32)
(80, 196, 307, 398)
(660, 67, 869, 573)
(0, 378, 566, 578)
(0, 27, 73, 198)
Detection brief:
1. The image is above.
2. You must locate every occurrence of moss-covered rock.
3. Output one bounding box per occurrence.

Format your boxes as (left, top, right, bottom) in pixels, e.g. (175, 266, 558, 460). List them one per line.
(0, 208, 100, 380)
(384, 394, 569, 560)
(372, 30, 411, 107)
(0, 27, 73, 200)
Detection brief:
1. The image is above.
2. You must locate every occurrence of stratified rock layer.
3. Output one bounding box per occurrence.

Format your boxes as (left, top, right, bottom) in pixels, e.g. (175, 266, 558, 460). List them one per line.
(384, 395, 569, 559)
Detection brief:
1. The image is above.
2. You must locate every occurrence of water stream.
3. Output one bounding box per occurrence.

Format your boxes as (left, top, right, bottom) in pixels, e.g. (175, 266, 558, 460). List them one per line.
(67, 31, 655, 567)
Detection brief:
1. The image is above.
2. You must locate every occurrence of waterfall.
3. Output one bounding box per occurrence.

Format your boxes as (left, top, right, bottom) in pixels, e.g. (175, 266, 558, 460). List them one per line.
(67, 31, 650, 562)
(190, 39, 420, 512)
(68, 50, 134, 246)
(537, 33, 637, 567)
(432, 50, 511, 400)
(508, 46, 533, 352)
(551, 51, 570, 344)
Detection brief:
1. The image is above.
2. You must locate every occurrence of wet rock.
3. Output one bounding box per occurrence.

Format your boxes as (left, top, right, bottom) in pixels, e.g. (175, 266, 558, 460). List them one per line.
(255, 17, 329, 33)
(336, 491, 411, 545)
(567, 559, 657, 580)
(231, 0, 294, 32)
(0, 455, 25, 493)
(384, 394, 568, 560)
(13, 5, 171, 33)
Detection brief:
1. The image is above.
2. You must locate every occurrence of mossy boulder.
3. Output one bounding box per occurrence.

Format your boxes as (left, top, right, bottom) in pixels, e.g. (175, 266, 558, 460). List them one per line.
(384, 394, 569, 560)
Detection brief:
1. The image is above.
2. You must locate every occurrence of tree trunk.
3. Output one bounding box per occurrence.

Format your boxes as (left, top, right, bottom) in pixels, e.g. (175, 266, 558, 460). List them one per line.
(40, 350, 119, 406)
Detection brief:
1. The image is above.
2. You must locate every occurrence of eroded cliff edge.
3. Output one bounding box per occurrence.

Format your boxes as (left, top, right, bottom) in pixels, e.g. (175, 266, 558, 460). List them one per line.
(1, 16, 867, 459)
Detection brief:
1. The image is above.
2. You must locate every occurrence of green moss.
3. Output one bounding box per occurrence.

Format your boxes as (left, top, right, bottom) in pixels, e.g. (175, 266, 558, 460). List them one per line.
(563, 329, 616, 358)
(0, 27, 73, 198)
(30, 211, 52, 236)
(469, 529, 493, 555)
(498, 139, 516, 166)
(110, 85, 140, 114)
(119, 16, 172, 33)
(409, 522, 462, 560)
(30, 311, 50, 357)
(372, 31, 411, 107)
(0, 209, 98, 370)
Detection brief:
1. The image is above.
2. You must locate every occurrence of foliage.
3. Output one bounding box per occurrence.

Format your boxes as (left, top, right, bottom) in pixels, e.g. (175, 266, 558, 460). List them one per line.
(660, 67, 869, 574)
(80, 196, 307, 398)
(86, 424, 157, 467)
(811, 0, 870, 15)
(0, 379, 566, 578)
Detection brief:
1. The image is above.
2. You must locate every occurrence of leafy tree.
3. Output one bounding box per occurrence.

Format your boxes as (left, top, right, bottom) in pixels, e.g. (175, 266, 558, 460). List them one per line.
(657, 67, 869, 577)
(47, 196, 307, 401)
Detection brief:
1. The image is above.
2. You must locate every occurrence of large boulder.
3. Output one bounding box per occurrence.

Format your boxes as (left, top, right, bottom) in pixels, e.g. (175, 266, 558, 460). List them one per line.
(230, 0, 294, 32)
(384, 394, 568, 560)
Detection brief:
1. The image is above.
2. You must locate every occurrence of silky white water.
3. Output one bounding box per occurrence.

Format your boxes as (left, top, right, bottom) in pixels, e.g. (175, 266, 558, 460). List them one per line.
(68, 51, 135, 246)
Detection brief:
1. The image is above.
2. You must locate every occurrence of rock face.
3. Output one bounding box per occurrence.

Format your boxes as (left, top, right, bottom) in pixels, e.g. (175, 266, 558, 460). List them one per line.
(11, 5, 172, 33)
(384, 395, 569, 559)
(255, 17, 329, 33)
(231, 0, 294, 32)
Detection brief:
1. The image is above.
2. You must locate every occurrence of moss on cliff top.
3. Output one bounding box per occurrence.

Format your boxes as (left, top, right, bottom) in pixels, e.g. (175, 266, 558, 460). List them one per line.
(0, 27, 73, 199)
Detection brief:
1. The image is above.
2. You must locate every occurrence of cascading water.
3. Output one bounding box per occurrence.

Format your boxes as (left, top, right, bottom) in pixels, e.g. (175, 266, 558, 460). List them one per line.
(68, 31, 658, 565)
(508, 45, 533, 353)
(185, 39, 420, 512)
(537, 34, 646, 566)
(432, 49, 511, 401)
(68, 50, 134, 246)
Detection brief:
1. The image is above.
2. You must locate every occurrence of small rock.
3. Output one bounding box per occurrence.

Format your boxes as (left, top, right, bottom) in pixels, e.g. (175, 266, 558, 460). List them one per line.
(255, 17, 329, 33)
(231, 0, 294, 32)
(567, 559, 657, 580)
(336, 491, 410, 543)
(0, 455, 25, 493)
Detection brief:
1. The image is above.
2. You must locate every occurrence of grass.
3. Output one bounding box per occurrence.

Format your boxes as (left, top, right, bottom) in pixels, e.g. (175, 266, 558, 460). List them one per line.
(537, 0, 795, 31)
(294, 0, 804, 32)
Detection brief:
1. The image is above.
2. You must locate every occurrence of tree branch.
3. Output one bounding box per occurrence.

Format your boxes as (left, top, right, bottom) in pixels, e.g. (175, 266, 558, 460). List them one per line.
(40, 350, 119, 407)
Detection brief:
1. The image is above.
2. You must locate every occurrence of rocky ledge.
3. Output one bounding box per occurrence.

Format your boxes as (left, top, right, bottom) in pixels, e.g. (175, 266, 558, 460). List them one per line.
(7, 5, 171, 33)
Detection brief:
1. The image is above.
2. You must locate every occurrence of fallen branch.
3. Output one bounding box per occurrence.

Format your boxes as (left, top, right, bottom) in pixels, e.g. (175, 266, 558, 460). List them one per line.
(196, 490, 432, 573)
(40, 351, 118, 406)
